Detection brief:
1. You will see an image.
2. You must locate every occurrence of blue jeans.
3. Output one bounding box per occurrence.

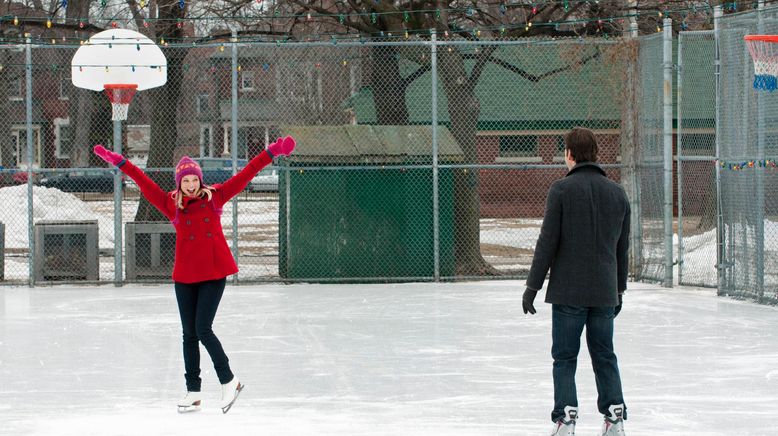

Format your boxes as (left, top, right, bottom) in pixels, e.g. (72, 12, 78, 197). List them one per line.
(551, 304, 626, 422)
(174, 278, 233, 391)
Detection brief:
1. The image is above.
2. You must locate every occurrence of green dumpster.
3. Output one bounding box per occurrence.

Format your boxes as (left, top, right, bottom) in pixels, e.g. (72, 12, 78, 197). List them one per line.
(278, 125, 461, 280)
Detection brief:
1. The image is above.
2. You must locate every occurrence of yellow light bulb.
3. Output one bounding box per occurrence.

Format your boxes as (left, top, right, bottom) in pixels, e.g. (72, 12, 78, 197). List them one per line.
(46, 19, 52, 28)
(14, 16, 19, 25)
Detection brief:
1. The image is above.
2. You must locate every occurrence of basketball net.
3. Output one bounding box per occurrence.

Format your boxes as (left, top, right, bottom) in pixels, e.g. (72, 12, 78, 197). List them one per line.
(104, 84, 138, 121)
(745, 35, 778, 91)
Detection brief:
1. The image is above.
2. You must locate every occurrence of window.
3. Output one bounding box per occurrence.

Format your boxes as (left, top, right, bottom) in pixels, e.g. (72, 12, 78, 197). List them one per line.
(552, 136, 567, 159)
(276, 64, 315, 104)
(199, 125, 213, 157)
(54, 118, 73, 159)
(8, 77, 22, 100)
(499, 135, 538, 158)
(241, 71, 255, 91)
(196, 94, 209, 114)
(59, 73, 70, 100)
(11, 126, 41, 168)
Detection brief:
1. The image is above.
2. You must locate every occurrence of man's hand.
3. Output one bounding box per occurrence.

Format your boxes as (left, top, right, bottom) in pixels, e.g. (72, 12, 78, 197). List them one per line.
(522, 288, 538, 315)
(614, 293, 623, 317)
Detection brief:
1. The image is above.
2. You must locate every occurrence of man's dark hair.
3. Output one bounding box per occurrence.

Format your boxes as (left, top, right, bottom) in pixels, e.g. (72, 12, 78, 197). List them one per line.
(564, 127, 598, 163)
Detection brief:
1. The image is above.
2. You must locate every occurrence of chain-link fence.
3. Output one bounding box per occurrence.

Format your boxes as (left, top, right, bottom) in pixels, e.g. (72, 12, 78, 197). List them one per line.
(677, 30, 718, 288)
(634, 32, 670, 285)
(717, 6, 778, 304)
(0, 35, 676, 286)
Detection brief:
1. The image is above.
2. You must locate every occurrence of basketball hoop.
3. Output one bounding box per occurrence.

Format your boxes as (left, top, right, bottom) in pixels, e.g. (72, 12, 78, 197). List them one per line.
(104, 84, 138, 121)
(745, 35, 778, 91)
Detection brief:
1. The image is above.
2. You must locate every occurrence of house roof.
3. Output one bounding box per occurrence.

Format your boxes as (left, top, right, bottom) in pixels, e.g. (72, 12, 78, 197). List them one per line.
(346, 39, 716, 130)
(277, 124, 463, 163)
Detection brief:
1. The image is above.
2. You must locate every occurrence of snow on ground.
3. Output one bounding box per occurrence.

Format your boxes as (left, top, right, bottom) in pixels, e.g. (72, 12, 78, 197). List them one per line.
(1, 281, 777, 436)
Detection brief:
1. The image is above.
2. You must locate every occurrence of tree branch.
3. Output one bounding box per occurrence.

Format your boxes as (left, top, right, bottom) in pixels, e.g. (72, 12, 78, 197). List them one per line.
(463, 48, 602, 83)
(469, 44, 497, 83)
(402, 63, 432, 88)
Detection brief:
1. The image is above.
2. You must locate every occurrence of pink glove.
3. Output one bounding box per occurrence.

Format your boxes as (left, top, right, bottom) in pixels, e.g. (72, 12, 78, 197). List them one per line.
(267, 136, 296, 157)
(93, 144, 125, 166)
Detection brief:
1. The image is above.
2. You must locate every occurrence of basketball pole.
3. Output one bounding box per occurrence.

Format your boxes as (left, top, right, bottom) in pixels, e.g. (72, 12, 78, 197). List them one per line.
(113, 115, 123, 287)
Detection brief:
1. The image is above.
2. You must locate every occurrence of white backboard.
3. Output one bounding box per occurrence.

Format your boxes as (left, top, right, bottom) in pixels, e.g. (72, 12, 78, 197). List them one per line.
(71, 29, 167, 91)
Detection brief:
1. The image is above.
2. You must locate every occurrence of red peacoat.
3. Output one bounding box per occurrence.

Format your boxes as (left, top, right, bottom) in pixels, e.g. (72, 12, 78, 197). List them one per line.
(118, 151, 273, 284)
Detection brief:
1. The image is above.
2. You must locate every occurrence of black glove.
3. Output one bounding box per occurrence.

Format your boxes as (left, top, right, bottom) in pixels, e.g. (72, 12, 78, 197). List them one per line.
(522, 288, 538, 315)
(614, 293, 623, 317)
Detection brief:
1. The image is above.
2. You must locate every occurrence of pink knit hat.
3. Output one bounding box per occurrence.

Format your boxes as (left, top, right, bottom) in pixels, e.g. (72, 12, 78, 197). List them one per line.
(175, 156, 203, 189)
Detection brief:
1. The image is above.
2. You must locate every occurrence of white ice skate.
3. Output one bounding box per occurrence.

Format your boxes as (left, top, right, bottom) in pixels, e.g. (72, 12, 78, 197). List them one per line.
(550, 406, 577, 436)
(600, 404, 625, 435)
(177, 391, 202, 413)
(220, 377, 244, 414)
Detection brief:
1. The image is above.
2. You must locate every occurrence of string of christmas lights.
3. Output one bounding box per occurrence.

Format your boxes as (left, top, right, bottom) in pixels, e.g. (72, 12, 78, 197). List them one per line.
(1, 1, 729, 28)
(719, 159, 778, 171)
(0, 14, 696, 46)
(1, 1, 772, 48)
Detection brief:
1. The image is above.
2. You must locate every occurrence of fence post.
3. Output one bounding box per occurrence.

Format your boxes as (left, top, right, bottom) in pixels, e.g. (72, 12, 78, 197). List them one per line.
(676, 32, 685, 286)
(431, 31, 440, 281)
(25, 36, 34, 287)
(714, 5, 725, 295)
(755, 0, 766, 301)
(230, 30, 239, 284)
(624, 1, 642, 279)
(663, 18, 674, 288)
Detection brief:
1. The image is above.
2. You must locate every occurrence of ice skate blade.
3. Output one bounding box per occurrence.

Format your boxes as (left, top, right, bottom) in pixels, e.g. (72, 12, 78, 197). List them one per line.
(221, 383, 244, 414)
(177, 404, 201, 414)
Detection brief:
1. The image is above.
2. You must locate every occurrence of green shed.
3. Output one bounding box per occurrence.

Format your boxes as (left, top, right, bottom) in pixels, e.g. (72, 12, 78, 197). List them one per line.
(278, 125, 462, 280)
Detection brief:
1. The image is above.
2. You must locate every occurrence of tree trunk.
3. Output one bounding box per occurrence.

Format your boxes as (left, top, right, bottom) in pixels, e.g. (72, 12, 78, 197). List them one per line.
(371, 45, 409, 124)
(135, 1, 186, 222)
(67, 0, 99, 168)
(134, 47, 186, 222)
(437, 49, 498, 276)
(696, 170, 717, 232)
(0, 49, 12, 168)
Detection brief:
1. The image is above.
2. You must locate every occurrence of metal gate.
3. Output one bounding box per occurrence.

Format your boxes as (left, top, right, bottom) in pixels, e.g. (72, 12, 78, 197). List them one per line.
(676, 30, 718, 288)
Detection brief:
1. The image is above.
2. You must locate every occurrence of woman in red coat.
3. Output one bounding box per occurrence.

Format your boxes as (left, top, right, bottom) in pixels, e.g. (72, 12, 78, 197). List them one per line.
(93, 137, 295, 414)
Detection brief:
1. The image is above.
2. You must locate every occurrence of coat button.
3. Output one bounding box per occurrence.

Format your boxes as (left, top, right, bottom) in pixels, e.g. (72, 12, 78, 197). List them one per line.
(204, 217, 210, 223)
(189, 235, 195, 240)
(186, 219, 191, 225)
(182, 209, 188, 214)
(206, 232, 212, 238)
(200, 203, 206, 208)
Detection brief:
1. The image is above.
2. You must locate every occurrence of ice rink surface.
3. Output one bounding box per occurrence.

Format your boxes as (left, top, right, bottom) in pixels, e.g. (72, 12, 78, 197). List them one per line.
(1, 281, 777, 436)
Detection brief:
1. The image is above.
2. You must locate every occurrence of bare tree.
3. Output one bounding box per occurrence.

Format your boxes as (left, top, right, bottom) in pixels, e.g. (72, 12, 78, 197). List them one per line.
(200, 0, 701, 274)
(132, 0, 188, 221)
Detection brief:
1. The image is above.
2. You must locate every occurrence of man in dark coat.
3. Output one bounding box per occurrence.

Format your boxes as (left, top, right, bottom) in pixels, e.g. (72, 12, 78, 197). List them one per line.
(523, 127, 630, 436)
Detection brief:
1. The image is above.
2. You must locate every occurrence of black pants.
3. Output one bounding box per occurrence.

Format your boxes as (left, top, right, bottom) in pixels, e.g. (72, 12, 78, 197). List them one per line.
(174, 278, 233, 392)
(551, 304, 626, 422)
